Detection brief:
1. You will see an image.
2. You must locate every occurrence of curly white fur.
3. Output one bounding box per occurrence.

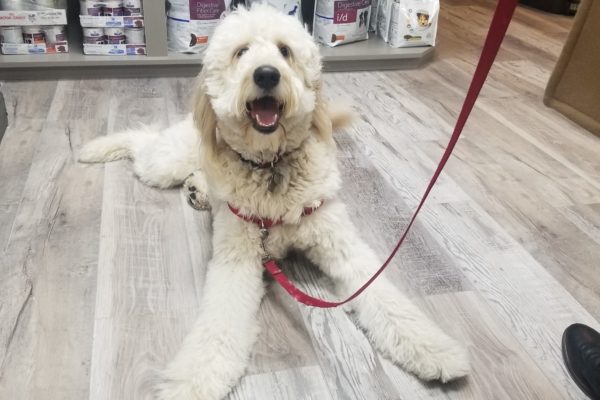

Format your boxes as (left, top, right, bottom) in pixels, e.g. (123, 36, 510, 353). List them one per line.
(79, 4, 469, 400)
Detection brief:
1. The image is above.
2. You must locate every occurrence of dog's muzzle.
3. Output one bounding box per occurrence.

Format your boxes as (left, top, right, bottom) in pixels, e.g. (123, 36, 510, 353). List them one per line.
(246, 96, 283, 134)
(246, 66, 283, 134)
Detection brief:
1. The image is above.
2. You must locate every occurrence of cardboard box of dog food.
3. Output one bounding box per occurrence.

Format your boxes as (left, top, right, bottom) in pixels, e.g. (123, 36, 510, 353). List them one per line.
(1, 41, 68, 54)
(79, 15, 144, 28)
(0, 9, 67, 26)
(82, 43, 145, 55)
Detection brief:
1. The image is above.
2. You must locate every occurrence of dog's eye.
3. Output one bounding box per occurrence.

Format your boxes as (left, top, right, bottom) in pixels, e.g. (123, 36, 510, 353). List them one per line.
(279, 45, 291, 58)
(236, 47, 248, 58)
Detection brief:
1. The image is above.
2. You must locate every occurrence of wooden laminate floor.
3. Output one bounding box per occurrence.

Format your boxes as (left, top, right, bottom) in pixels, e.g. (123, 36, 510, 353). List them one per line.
(1, 1, 599, 399)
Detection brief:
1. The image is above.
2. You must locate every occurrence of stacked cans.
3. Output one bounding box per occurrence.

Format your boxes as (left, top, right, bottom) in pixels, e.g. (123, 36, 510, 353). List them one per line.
(78, 0, 145, 54)
(79, 0, 143, 16)
(82, 26, 144, 44)
(0, 0, 67, 10)
(0, 0, 69, 54)
(0, 25, 65, 44)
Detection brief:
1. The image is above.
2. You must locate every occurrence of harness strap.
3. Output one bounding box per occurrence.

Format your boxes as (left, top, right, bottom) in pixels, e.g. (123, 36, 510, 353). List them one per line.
(228, 201, 322, 229)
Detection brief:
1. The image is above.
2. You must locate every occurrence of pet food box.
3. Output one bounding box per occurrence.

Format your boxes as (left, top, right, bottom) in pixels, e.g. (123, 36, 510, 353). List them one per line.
(79, 0, 146, 55)
(167, 0, 232, 54)
(246, 0, 302, 21)
(0, 9, 66, 25)
(368, 0, 377, 31)
(0, 1, 68, 54)
(375, 0, 392, 41)
(378, 0, 438, 47)
(313, 0, 372, 47)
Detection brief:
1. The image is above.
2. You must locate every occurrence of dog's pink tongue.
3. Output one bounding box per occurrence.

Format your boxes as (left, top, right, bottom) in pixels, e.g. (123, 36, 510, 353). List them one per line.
(251, 97, 279, 127)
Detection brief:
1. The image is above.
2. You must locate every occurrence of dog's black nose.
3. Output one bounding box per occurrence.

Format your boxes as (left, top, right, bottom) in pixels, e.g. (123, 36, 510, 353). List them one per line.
(253, 65, 280, 90)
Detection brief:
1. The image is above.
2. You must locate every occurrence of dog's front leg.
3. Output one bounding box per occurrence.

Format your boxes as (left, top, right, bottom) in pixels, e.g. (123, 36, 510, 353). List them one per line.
(156, 213, 265, 400)
(298, 201, 470, 383)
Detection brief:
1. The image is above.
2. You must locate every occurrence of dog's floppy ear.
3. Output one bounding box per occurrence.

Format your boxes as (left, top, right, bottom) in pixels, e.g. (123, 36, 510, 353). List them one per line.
(193, 68, 218, 157)
(311, 81, 334, 144)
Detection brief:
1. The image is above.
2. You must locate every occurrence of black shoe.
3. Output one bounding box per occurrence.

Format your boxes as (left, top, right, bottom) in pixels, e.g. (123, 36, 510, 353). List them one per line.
(562, 323, 600, 400)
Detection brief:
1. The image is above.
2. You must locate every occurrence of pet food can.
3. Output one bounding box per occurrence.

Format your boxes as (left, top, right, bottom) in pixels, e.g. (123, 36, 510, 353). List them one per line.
(102, 6, 124, 16)
(122, 0, 142, 15)
(102, 0, 124, 16)
(0, 0, 25, 10)
(105, 27, 125, 44)
(22, 26, 45, 44)
(42, 25, 66, 44)
(124, 27, 144, 44)
(33, 0, 66, 9)
(0, 26, 24, 44)
(80, 0, 103, 15)
(82, 27, 105, 43)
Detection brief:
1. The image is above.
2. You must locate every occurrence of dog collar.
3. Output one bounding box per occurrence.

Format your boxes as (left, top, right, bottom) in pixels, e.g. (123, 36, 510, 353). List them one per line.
(228, 201, 323, 229)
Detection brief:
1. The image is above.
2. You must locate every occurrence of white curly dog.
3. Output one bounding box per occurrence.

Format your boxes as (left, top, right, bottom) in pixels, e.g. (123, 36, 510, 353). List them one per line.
(79, 4, 469, 399)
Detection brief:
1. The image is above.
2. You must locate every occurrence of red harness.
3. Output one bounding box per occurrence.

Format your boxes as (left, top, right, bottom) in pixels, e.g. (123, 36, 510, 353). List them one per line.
(228, 202, 322, 229)
(229, 0, 518, 308)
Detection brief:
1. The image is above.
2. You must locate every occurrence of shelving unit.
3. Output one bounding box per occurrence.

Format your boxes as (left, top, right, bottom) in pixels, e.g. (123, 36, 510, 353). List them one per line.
(0, 0, 434, 80)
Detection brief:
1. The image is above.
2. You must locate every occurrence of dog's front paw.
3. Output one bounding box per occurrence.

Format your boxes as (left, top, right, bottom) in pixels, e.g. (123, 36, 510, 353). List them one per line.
(183, 171, 210, 211)
(401, 338, 470, 383)
(155, 370, 230, 400)
(155, 348, 242, 400)
(155, 378, 198, 400)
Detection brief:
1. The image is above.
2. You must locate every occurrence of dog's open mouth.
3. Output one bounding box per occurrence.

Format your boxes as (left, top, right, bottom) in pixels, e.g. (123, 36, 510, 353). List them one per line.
(246, 96, 283, 134)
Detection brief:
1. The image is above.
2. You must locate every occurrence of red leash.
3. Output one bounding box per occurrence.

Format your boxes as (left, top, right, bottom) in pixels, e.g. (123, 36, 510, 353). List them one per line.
(254, 0, 517, 308)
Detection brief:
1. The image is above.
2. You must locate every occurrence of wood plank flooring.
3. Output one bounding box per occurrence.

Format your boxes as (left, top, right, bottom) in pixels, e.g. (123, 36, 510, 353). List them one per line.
(1, 1, 599, 399)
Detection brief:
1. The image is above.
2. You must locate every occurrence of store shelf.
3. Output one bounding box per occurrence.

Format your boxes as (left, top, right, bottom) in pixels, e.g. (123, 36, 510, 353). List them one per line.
(0, 46, 197, 67)
(0, 0, 434, 79)
(321, 38, 434, 71)
(0, 37, 433, 79)
(0, 0, 432, 78)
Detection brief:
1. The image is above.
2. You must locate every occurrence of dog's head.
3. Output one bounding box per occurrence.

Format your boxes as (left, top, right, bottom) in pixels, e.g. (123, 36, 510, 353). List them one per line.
(193, 4, 331, 163)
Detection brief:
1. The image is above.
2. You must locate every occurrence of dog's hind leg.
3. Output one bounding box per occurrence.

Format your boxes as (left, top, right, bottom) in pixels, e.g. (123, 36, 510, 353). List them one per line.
(79, 115, 201, 189)
(156, 209, 266, 400)
(297, 201, 470, 383)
